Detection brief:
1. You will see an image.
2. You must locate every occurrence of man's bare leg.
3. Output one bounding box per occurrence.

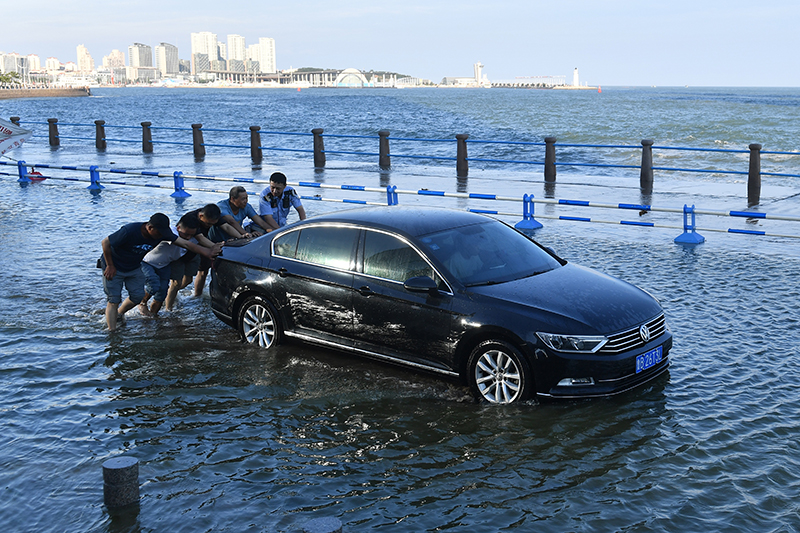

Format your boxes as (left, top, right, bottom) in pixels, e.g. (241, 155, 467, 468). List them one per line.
(194, 269, 208, 297)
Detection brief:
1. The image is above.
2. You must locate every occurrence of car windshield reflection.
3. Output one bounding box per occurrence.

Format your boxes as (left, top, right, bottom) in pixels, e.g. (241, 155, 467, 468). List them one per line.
(418, 221, 561, 286)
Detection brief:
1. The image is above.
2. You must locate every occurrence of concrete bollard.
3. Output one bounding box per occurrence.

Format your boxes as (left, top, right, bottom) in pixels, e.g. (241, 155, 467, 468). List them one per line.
(250, 126, 263, 163)
(312, 128, 325, 168)
(192, 124, 205, 159)
(95, 120, 106, 151)
(10, 116, 20, 125)
(544, 137, 557, 182)
(456, 133, 469, 177)
(302, 516, 342, 533)
(141, 122, 153, 153)
(378, 130, 391, 170)
(48, 118, 60, 146)
(640, 139, 654, 192)
(748, 143, 761, 206)
(102, 456, 139, 509)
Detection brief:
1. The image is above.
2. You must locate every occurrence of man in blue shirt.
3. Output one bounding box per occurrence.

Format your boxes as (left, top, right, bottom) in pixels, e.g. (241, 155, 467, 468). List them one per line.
(258, 172, 306, 230)
(208, 186, 272, 242)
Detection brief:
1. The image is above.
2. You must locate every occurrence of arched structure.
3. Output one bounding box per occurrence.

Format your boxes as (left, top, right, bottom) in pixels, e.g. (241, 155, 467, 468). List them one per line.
(334, 68, 369, 87)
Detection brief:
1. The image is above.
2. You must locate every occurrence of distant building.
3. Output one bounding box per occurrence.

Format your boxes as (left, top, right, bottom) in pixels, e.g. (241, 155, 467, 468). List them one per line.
(228, 59, 245, 73)
(573, 68, 579, 87)
(257, 37, 276, 74)
(217, 42, 227, 61)
(441, 62, 489, 87)
(128, 43, 153, 68)
(76, 45, 95, 73)
(155, 43, 179, 76)
(193, 53, 211, 74)
(190, 31, 218, 74)
(103, 50, 125, 69)
(44, 57, 61, 72)
(26, 54, 41, 72)
(227, 34, 247, 62)
(179, 59, 191, 73)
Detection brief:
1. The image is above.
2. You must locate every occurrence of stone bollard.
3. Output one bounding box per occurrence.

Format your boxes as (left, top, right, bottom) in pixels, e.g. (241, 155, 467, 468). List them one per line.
(378, 130, 391, 170)
(142, 122, 153, 153)
(250, 126, 263, 163)
(192, 124, 205, 159)
(456, 133, 469, 177)
(302, 516, 342, 533)
(102, 456, 139, 509)
(748, 143, 762, 206)
(48, 118, 60, 146)
(640, 139, 654, 192)
(95, 120, 107, 151)
(312, 128, 325, 168)
(544, 137, 557, 182)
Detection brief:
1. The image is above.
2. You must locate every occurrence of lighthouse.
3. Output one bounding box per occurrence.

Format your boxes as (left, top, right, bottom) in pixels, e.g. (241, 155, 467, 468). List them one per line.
(573, 68, 579, 87)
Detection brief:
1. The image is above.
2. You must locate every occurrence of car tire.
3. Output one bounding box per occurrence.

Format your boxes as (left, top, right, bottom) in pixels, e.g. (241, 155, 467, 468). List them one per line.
(238, 296, 281, 349)
(468, 340, 532, 404)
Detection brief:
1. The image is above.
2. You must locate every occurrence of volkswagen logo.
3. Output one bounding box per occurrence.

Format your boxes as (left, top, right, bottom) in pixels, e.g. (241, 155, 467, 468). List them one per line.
(639, 324, 651, 343)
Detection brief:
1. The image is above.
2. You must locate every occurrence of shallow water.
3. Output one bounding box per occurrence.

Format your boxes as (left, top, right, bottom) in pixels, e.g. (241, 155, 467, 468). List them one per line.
(2, 87, 800, 532)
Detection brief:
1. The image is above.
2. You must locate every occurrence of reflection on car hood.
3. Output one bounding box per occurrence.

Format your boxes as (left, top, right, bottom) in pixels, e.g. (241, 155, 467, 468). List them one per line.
(469, 264, 662, 334)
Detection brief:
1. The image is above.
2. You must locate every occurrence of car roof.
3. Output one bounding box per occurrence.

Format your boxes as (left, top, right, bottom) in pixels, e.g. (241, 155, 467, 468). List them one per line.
(301, 207, 493, 237)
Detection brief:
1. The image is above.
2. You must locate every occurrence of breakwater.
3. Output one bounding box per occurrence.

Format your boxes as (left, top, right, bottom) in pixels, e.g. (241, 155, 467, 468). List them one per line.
(0, 87, 91, 100)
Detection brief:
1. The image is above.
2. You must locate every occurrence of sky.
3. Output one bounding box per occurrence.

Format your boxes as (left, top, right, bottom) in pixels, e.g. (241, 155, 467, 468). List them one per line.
(4, 0, 800, 86)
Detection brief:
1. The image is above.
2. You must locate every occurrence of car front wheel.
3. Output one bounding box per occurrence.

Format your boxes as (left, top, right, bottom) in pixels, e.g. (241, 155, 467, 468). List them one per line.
(468, 340, 532, 404)
(238, 296, 281, 349)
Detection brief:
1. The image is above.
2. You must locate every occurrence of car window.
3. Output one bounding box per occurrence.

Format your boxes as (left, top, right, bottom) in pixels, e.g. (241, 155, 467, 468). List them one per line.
(419, 221, 561, 286)
(273, 230, 299, 258)
(363, 231, 440, 284)
(295, 226, 358, 270)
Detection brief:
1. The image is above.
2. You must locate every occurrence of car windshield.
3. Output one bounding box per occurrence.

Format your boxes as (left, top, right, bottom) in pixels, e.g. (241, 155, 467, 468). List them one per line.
(418, 221, 561, 286)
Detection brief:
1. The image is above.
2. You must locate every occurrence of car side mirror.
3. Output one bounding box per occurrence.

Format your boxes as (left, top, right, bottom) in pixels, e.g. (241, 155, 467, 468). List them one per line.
(403, 276, 439, 295)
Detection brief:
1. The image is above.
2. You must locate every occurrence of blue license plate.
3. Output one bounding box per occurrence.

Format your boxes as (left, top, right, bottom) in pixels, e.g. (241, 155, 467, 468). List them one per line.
(636, 346, 663, 373)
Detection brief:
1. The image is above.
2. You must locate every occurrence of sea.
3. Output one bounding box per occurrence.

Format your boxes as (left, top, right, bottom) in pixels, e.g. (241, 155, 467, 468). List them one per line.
(1, 86, 800, 532)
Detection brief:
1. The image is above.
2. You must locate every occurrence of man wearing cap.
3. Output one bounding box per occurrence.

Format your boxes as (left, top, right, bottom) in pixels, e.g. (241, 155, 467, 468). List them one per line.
(99, 213, 215, 331)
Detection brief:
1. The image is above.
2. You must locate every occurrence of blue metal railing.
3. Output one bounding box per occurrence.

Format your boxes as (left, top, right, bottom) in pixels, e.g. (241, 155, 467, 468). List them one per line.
(9, 118, 800, 205)
(3, 158, 800, 244)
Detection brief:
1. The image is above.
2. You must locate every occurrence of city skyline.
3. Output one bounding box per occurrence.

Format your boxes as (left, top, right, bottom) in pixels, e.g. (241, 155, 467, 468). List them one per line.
(3, 0, 800, 86)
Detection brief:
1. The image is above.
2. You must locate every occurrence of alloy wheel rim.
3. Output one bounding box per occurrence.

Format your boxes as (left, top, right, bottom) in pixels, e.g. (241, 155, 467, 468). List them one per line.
(475, 349, 522, 403)
(243, 304, 275, 348)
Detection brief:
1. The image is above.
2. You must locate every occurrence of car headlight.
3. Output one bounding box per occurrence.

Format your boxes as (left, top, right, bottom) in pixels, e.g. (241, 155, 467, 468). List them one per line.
(536, 332, 608, 353)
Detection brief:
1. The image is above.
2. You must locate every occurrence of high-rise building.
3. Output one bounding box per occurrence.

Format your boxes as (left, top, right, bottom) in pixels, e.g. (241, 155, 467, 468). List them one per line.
(44, 57, 61, 72)
(155, 43, 179, 77)
(227, 34, 246, 62)
(257, 37, 276, 74)
(190, 31, 218, 74)
(26, 54, 41, 72)
(217, 42, 227, 61)
(102, 50, 125, 69)
(76, 45, 95, 73)
(128, 43, 153, 68)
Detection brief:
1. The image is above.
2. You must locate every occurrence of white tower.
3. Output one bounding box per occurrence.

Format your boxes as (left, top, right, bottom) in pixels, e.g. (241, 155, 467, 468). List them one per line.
(573, 68, 579, 87)
(474, 62, 484, 84)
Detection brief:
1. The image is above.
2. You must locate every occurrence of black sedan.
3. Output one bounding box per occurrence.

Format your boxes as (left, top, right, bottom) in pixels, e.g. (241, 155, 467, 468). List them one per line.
(210, 207, 671, 404)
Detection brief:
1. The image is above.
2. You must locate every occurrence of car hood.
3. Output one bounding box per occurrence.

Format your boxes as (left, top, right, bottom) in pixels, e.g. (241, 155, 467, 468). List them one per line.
(468, 263, 662, 334)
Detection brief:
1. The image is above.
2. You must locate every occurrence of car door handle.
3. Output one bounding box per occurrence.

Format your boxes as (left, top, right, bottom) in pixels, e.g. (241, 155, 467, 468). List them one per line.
(357, 285, 374, 296)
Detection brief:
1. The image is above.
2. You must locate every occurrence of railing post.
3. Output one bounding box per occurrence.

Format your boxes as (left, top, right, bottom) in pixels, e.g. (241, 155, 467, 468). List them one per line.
(544, 137, 557, 182)
(17, 160, 30, 182)
(456, 133, 469, 177)
(87, 165, 104, 191)
(10, 116, 20, 125)
(378, 130, 391, 170)
(192, 123, 205, 159)
(250, 126, 262, 163)
(47, 118, 60, 146)
(95, 120, 106, 151)
(141, 122, 153, 153)
(674, 204, 704, 244)
(515, 193, 543, 230)
(748, 143, 762, 206)
(171, 171, 191, 199)
(640, 139, 654, 191)
(312, 128, 325, 168)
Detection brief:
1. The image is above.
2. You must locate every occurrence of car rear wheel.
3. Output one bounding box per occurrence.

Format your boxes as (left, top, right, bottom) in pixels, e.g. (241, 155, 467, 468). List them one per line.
(468, 340, 532, 404)
(238, 296, 281, 349)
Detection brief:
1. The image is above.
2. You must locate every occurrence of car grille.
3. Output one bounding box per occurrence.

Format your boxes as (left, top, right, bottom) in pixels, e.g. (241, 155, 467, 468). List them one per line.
(598, 314, 666, 354)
